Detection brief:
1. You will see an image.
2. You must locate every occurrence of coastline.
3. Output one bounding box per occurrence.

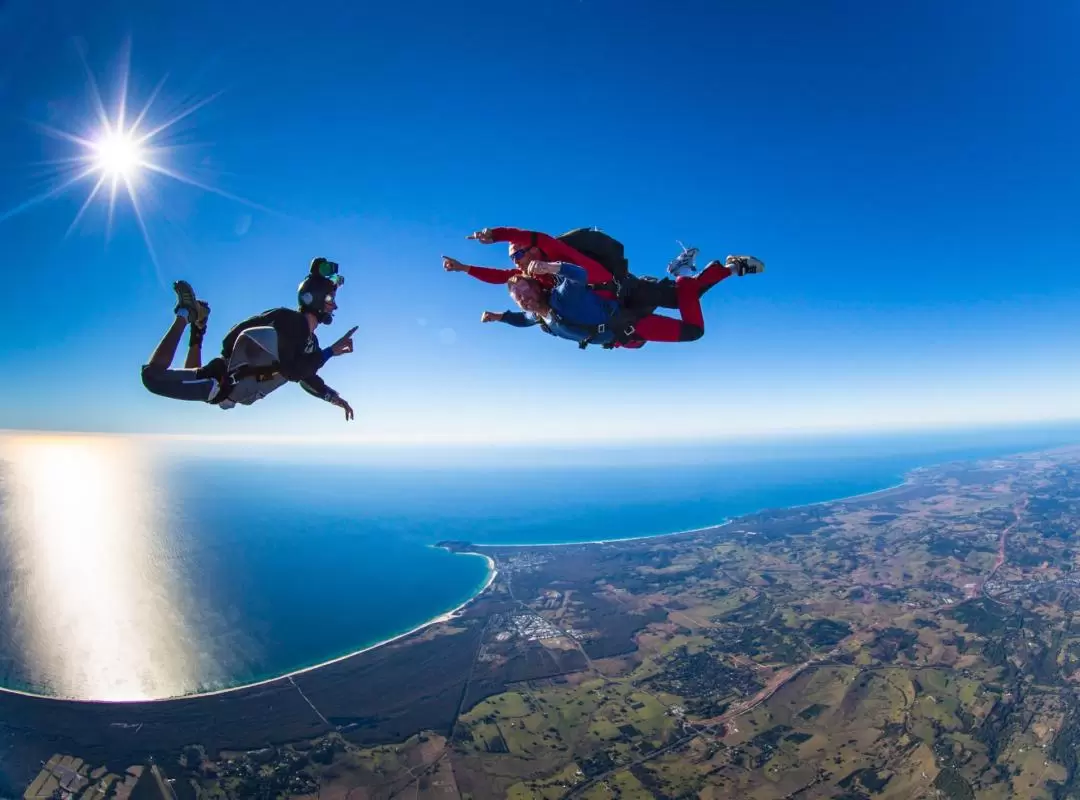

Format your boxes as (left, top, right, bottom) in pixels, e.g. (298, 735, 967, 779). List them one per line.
(0, 552, 499, 706)
(477, 477, 916, 550)
(0, 444, 1041, 706)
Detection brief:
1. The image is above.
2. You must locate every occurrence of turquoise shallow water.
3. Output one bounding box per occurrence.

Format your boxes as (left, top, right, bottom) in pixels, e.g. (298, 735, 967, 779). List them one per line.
(0, 422, 1077, 699)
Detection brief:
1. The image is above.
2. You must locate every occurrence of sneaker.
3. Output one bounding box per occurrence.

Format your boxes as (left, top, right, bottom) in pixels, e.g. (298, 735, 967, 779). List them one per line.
(188, 300, 211, 345)
(725, 255, 765, 277)
(173, 280, 200, 320)
(666, 244, 700, 278)
(191, 300, 211, 335)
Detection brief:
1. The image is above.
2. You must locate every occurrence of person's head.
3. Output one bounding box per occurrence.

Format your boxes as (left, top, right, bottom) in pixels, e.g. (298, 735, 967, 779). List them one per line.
(298, 257, 345, 326)
(507, 274, 549, 314)
(508, 241, 542, 272)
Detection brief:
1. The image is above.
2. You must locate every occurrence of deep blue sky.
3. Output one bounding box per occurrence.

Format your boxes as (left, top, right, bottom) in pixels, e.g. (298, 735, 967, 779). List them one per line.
(1, 0, 1078, 443)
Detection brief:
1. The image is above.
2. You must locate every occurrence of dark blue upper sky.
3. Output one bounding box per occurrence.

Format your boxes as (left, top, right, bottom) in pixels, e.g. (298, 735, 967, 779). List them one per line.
(1, 0, 1077, 443)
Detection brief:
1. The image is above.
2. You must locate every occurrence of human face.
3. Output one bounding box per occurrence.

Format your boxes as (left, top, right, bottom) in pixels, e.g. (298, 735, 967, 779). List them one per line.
(508, 243, 538, 271)
(322, 290, 338, 318)
(509, 278, 545, 314)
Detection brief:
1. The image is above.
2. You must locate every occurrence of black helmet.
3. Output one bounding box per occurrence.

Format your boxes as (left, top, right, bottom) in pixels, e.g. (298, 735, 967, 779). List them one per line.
(298, 257, 344, 325)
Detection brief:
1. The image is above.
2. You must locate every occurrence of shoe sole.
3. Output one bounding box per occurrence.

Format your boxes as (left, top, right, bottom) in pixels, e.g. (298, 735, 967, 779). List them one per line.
(173, 281, 198, 308)
(192, 302, 211, 331)
(174, 282, 211, 330)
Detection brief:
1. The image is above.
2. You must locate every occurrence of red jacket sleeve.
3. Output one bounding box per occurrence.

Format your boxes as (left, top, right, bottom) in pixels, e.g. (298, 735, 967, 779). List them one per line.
(466, 266, 519, 284)
(487, 227, 614, 284)
(465, 264, 557, 291)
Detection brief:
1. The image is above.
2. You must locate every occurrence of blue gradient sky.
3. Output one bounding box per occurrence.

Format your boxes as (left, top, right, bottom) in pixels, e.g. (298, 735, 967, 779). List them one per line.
(1, 0, 1078, 443)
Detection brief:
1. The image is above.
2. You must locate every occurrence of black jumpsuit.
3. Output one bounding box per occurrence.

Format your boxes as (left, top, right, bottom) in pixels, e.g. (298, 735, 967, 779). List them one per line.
(140, 307, 339, 405)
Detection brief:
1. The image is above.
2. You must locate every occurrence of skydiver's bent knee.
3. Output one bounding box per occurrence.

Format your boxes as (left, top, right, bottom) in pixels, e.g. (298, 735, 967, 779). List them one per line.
(140, 364, 216, 402)
(141, 364, 167, 396)
(678, 324, 704, 342)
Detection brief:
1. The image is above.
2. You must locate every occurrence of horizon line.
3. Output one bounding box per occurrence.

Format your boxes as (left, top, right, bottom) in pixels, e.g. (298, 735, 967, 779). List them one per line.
(3, 415, 1080, 447)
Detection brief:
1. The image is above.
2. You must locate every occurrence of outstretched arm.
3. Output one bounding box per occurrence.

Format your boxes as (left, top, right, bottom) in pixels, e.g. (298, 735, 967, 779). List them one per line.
(300, 374, 355, 420)
(272, 313, 333, 381)
(485, 227, 613, 284)
(278, 347, 332, 381)
(484, 311, 556, 337)
(443, 256, 519, 284)
(495, 310, 541, 328)
(299, 373, 338, 403)
(467, 265, 519, 284)
(278, 323, 357, 384)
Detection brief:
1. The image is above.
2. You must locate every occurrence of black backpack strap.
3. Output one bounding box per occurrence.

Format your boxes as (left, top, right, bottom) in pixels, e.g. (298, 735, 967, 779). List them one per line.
(546, 308, 601, 348)
(230, 362, 281, 382)
(206, 361, 280, 405)
(576, 272, 651, 349)
(587, 280, 619, 294)
(576, 307, 646, 350)
(549, 296, 646, 351)
(588, 273, 641, 302)
(529, 230, 552, 261)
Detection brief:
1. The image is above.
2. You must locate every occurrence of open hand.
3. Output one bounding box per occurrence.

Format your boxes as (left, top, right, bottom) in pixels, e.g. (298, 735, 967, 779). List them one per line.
(333, 396, 355, 421)
(330, 325, 359, 356)
(466, 229, 494, 244)
(442, 256, 468, 273)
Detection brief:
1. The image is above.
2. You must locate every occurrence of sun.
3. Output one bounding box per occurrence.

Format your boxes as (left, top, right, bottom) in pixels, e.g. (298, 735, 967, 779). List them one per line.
(90, 129, 146, 182)
(0, 44, 274, 282)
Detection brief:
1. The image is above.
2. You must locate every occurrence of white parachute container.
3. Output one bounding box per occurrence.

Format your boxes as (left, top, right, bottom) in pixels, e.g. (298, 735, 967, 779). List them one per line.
(215, 326, 290, 409)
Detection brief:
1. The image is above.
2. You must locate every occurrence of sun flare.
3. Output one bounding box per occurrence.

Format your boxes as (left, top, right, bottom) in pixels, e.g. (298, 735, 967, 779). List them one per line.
(0, 45, 271, 281)
(90, 128, 146, 181)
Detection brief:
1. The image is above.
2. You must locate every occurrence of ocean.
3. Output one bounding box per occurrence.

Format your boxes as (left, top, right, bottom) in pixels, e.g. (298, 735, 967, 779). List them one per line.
(0, 422, 1078, 701)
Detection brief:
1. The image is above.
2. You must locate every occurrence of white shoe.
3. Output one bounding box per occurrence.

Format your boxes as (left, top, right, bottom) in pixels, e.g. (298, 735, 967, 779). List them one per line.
(725, 255, 765, 276)
(667, 244, 700, 278)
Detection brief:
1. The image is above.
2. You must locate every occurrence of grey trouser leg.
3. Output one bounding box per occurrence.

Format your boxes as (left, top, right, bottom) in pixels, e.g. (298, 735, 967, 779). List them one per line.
(140, 364, 217, 402)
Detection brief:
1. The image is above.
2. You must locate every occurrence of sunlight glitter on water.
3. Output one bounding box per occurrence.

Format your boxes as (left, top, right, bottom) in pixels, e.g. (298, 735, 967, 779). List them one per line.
(0, 434, 206, 700)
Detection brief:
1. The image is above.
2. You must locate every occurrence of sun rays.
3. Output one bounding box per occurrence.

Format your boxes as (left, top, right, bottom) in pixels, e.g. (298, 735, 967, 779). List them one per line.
(1, 43, 272, 281)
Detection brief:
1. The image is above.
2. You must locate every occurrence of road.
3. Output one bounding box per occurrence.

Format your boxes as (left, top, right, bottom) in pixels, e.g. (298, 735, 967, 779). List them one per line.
(981, 495, 1028, 597)
(696, 632, 871, 729)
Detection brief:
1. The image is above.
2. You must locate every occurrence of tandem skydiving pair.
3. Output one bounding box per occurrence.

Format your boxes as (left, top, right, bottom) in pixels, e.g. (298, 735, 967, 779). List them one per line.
(139, 227, 764, 421)
(442, 227, 764, 350)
